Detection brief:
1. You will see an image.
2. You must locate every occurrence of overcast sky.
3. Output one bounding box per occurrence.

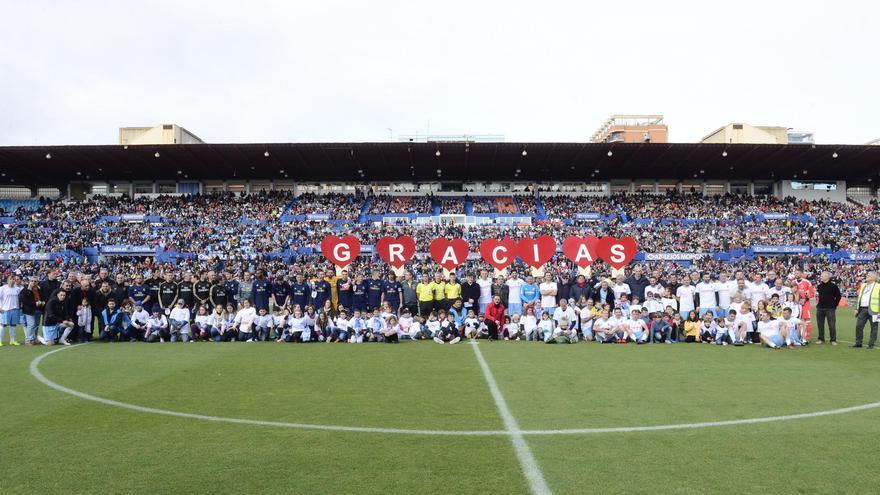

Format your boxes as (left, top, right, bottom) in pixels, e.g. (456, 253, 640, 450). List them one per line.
(0, 0, 877, 146)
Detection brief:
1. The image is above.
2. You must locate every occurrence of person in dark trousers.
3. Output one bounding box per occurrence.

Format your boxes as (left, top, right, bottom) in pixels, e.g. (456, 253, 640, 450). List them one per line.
(815, 271, 841, 345)
(852, 271, 880, 349)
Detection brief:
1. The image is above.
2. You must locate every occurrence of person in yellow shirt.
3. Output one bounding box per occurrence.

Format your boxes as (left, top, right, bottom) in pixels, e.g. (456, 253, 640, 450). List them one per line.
(443, 272, 462, 310)
(683, 310, 702, 342)
(431, 272, 446, 312)
(416, 273, 435, 317)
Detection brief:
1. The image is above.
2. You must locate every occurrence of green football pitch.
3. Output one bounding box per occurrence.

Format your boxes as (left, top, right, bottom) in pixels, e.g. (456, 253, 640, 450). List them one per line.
(2, 312, 880, 494)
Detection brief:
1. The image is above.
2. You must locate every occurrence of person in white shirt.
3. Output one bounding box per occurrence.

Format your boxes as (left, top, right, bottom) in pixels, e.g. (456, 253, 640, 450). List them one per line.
(608, 307, 630, 343)
(778, 307, 806, 346)
(696, 274, 718, 318)
(463, 309, 480, 339)
(716, 309, 746, 346)
(579, 300, 596, 341)
(521, 307, 538, 341)
(476, 270, 493, 314)
(715, 272, 737, 318)
(191, 305, 212, 341)
(505, 314, 522, 341)
(757, 311, 787, 349)
(767, 279, 792, 302)
(552, 299, 577, 329)
(232, 299, 258, 342)
(748, 274, 770, 311)
(660, 287, 678, 315)
(424, 313, 441, 339)
(252, 307, 276, 342)
(329, 309, 351, 342)
(611, 275, 631, 301)
(539, 273, 558, 315)
(0, 276, 23, 346)
(676, 283, 696, 320)
(626, 309, 650, 343)
(168, 300, 192, 343)
(505, 273, 524, 316)
(145, 308, 169, 343)
(278, 307, 309, 342)
(537, 311, 555, 342)
(593, 310, 614, 344)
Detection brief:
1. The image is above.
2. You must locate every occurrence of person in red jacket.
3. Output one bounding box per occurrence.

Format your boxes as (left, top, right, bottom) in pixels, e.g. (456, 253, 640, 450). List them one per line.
(795, 271, 815, 340)
(484, 295, 506, 341)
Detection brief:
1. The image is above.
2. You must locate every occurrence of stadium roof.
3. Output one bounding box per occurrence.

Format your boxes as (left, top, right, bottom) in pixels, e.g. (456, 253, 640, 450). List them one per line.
(0, 142, 878, 185)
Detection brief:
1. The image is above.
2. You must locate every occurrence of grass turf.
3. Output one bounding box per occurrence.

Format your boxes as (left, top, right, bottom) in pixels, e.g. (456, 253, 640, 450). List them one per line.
(1, 312, 879, 494)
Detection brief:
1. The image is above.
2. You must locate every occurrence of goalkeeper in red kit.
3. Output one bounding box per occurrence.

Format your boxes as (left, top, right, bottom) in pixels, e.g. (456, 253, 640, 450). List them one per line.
(795, 271, 815, 340)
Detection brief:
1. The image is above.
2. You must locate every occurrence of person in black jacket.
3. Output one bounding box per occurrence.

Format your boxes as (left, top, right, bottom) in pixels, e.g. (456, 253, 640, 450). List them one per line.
(18, 277, 44, 345)
(815, 271, 842, 345)
(460, 273, 481, 314)
(592, 279, 616, 311)
(38, 270, 60, 303)
(43, 290, 74, 346)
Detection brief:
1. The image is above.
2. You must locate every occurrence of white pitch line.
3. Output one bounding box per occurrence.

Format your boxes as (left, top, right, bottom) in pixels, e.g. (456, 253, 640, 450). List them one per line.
(29, 343, 880, 441)
(29, 344, 506, 437)
(470, 341, 552, 495)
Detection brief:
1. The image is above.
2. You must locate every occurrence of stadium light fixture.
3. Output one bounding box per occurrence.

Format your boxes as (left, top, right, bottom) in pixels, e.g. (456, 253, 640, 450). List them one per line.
(45, 153, 52, 159)
(522, 149, 527, 157)
(76, 171, 81, 176)
(570, 166, 575, 170)
(264, 151, 270, 157)
(279, 169, 285, 174)
(436, 169, 441, 173)
(515, 169, 521, 173)
(154, 152, 160, 158)
(802, 169, 808, 175)
(721, 150, 728, 157)
(607, 150, 613, 157)
(177, 170, 182, 174)
(832, 152, 838, 158)
(123, 145, 128, 150)
(594, 169, 600, 174)
(435, 150, 441, 157)
(699, 169, 705, 174)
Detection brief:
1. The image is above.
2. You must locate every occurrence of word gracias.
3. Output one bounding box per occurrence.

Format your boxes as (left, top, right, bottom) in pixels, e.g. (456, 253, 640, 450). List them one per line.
(320, 235, 638, 270)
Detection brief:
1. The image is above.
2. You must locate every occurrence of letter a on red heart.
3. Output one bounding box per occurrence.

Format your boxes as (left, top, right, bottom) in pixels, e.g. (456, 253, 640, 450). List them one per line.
(596, 236, 638, 269)
(376, 236, 416, 269)
(479, 237, 517, 271)
(429, 238, 469, 271)
(562, 235, 600, 268)
(321, 235, 361, 268)
(516, 236, 557, 268)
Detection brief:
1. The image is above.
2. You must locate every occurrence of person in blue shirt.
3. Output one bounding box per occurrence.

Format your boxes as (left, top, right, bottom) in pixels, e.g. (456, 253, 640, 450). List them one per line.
(100, 299, 132, 342)
(271, 276, 290, 310)
(366, 269, 385, 311)
(290, 273, 310, 309)
(128, 274, 150, 307)
(351, 273, 368, 312)
(252, 268, 272, 311)
(521, 275, 540, 310)
(223, 271, 240, 311)
(382, 273, 403, 314)
(336, 271, 353, 311)
(311, 270, 331, 311)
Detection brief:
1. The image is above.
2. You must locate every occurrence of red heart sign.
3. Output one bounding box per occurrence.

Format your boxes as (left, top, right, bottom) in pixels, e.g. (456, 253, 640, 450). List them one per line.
(596, 236, 638, 269)
(376, 236, 416, 269)
(321, 235, 361, 268)
(429, 238, 469, 271)
(479, 237, 517, 271)
(562, 235, 600, 268)
(516, 235, 557, 268)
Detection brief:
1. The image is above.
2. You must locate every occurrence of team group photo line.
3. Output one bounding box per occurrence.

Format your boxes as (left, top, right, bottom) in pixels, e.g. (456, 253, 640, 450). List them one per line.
(2, 232, 879, 350)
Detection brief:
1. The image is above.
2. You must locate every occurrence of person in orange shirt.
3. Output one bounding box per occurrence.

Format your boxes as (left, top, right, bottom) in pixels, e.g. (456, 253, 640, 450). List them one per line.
(794, 271, 815, 340)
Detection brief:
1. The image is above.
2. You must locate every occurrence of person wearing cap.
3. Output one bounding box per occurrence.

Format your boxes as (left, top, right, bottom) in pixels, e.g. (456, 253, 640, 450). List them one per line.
(168, 299, 192, 342)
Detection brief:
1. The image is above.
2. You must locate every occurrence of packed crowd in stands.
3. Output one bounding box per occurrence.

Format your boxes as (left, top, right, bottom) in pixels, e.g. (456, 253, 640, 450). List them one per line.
(541, 195, 618, 219)
(285, 192, 363, 219)
(438, 198, 465, 214)
(516, 195, 539, 215)
(386, 195, 432, 214)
